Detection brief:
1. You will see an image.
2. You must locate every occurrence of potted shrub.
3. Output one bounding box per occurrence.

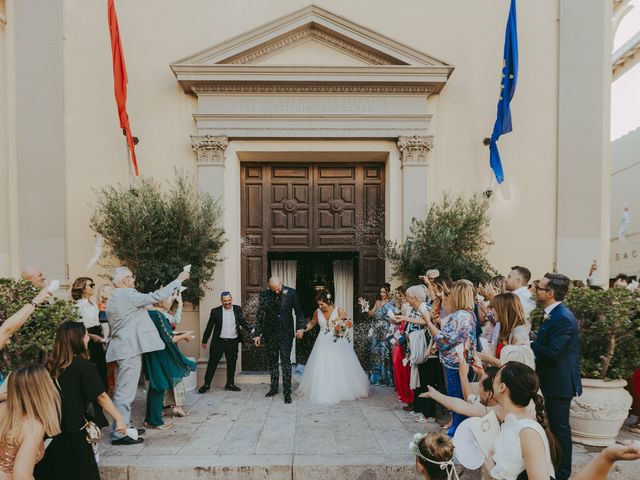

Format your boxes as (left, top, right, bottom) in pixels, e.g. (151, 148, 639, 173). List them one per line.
(90, 171, 225, 304)
(383, 193, 496, 284)
(562, 286, 640, 446)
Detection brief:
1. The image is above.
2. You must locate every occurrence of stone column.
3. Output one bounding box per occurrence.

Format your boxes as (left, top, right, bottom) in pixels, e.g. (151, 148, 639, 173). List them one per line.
(192, 135, 228, 365)
(397, 136, 434, 238)
(557, 0, 611, 284)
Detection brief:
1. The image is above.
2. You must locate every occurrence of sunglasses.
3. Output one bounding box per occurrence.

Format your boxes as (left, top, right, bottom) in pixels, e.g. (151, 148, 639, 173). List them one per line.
(533, 280, 551, 292)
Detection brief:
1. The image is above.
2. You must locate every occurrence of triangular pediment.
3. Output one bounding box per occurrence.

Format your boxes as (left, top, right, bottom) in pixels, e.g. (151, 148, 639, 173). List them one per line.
(171, 5, 454, 94)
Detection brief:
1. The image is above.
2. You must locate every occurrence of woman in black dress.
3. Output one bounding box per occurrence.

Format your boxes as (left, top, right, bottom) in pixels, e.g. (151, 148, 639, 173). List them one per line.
(35, 321, 127, 480)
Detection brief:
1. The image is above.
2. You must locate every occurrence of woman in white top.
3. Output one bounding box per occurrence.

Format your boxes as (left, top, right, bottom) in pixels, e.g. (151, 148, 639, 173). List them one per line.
(488, 361, 559, 480)
(71, 277, 107, 388)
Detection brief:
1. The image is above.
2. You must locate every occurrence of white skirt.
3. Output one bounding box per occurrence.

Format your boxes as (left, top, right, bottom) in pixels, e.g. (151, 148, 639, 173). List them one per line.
(296, 330, 370, 405)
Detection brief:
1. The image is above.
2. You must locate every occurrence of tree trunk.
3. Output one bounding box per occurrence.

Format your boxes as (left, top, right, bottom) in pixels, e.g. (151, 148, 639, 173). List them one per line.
(599, 335, 616, 379)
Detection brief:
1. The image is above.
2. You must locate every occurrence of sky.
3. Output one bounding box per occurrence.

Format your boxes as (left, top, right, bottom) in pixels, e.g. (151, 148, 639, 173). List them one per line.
(611, 0, 640, 140)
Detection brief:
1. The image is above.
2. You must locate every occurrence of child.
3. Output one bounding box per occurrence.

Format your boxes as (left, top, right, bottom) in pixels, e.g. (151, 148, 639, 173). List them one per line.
(410, 431, 459, 480)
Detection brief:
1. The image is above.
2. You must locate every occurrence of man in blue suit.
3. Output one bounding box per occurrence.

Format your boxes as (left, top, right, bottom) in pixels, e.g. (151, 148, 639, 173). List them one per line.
(253, 276, 305, 404)
(531, 272, 582, 480)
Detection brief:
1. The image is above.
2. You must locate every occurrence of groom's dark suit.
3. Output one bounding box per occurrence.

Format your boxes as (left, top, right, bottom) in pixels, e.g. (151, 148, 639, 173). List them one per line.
(254, 286, 305, 395)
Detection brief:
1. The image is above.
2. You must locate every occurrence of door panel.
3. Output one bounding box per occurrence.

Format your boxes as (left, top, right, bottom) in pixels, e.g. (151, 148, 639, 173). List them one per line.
(240, 163, 385, 371)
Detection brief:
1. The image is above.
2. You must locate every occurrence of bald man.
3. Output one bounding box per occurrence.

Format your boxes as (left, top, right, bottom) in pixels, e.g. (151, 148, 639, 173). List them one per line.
(21, 266, 46, 289)
(253, 276, 305, 404)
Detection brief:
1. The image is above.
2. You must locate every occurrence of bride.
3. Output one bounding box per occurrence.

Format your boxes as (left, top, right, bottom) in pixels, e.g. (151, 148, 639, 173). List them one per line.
(296, 289, 369, 404)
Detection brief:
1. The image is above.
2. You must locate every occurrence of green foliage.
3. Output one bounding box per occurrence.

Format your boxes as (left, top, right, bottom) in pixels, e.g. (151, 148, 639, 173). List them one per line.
(0, 278, 79, 370)
(90, 172, 225, 303)
(562, 287, 640, 380)
(383, 193, 496, 284)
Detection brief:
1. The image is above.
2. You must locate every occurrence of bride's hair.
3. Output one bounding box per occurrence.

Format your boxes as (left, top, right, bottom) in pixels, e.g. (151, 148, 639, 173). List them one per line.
(315, 289, 333, 305)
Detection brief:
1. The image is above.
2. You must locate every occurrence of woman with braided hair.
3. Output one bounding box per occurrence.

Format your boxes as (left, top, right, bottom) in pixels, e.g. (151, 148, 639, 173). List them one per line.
(488, 361, 558, 480)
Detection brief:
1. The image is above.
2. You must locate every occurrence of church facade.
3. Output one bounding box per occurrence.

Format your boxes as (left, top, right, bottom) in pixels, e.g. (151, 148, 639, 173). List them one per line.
(0, 1, 612, 368)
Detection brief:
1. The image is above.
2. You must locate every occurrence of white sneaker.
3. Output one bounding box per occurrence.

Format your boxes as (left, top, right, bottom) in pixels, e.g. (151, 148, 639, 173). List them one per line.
(415, 414, 427, 423)
(408, 410, 419, 416)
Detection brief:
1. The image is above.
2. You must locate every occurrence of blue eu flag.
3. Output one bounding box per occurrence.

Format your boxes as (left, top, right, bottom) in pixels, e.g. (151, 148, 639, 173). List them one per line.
(489, 0, 518, 184)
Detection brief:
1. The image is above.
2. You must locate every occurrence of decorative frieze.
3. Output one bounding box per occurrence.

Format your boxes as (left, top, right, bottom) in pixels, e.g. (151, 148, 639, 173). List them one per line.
(191, 85, 435, 95)
(191, 135, 229, 165)
(397, 136, 434, 167)
(226, 27, 394, 66)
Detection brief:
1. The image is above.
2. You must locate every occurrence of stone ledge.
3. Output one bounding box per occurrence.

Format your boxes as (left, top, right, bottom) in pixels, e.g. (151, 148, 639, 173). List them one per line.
(100, 453, 639, 480)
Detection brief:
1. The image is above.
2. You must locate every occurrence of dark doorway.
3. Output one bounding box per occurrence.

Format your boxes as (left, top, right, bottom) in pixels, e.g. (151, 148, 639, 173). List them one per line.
(267, 251, 358, 365)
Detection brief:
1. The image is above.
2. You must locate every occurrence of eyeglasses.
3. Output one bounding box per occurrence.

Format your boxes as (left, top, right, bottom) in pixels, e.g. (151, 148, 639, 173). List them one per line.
(533, 280, 551, 292)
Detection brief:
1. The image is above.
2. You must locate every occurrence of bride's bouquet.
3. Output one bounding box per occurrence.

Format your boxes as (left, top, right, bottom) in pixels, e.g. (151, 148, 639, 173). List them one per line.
(330, 318, 353, 343)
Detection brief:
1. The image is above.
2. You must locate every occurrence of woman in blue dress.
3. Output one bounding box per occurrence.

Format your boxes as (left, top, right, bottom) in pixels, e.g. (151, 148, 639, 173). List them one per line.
(143, 308, 196, 430)
(358, 283, 395, 386)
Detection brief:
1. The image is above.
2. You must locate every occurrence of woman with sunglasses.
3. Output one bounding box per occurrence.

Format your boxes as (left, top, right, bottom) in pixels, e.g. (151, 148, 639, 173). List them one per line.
(71, 277, 107, 389)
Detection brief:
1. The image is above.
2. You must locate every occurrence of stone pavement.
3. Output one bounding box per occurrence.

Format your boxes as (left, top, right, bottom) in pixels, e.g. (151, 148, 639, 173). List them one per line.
(99, 384, 639, 480)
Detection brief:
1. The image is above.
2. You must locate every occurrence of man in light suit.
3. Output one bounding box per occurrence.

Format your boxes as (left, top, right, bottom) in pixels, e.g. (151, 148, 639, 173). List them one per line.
(198, 291, 250, 393)
(106, 266, 189, 445)
(531, 272, 582, 480)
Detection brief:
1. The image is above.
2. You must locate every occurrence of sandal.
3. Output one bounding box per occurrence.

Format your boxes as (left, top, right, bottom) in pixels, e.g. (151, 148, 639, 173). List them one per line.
(143, 421, 173, 431)
(171, 407, 190, 417)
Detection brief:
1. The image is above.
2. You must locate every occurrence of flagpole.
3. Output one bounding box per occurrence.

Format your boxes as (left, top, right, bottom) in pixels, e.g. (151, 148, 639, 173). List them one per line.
(123, 130, 135, 186)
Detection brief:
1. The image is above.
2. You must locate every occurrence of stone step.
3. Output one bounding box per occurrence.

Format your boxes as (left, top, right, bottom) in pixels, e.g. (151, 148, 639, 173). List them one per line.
(99, 453, 637, 480)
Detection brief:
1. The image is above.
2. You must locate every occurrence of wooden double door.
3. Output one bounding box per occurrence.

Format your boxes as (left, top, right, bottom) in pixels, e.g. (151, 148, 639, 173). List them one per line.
(240, 163, 385, 371)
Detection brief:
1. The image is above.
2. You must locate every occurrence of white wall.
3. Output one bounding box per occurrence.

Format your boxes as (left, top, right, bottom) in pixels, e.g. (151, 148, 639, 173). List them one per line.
(60, 0, 562, 285)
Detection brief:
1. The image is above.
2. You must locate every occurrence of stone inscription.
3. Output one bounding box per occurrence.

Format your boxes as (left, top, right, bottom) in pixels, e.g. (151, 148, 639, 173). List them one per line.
(237, 96, 389, 115)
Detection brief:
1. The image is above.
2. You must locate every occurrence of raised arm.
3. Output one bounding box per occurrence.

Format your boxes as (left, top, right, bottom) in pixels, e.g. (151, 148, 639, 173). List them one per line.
(0, 288, 51, 350)
(129, 279, 184, 308)
(419, 385, 488, 418)
(172, 294, 183, 325)
(573, 443, 640, 480)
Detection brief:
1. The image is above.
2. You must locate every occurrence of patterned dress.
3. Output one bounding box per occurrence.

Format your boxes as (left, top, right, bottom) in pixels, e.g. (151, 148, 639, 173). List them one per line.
(369, 301, 396, 386)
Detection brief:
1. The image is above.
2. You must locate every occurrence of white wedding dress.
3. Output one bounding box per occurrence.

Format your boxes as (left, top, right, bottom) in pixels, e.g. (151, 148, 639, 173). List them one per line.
(297, 307, 370, 405)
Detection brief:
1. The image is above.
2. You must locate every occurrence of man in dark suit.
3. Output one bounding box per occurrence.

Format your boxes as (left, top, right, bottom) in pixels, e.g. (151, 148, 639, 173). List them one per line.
(253, 276, 305, 404)
(198, 291, 249, 393)
(531, 272, 582, 480)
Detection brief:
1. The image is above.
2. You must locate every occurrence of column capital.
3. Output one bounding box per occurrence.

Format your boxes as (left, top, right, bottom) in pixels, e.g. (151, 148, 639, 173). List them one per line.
(397, 136, 433, 167)
(191, 135, 229, 165)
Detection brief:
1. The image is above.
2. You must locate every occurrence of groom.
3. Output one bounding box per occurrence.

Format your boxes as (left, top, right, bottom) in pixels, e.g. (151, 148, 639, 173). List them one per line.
(253, 276, 305, 404)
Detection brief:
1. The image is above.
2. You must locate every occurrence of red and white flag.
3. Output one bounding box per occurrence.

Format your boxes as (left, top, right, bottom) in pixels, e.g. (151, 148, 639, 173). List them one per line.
(107, 0, 138, 176)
